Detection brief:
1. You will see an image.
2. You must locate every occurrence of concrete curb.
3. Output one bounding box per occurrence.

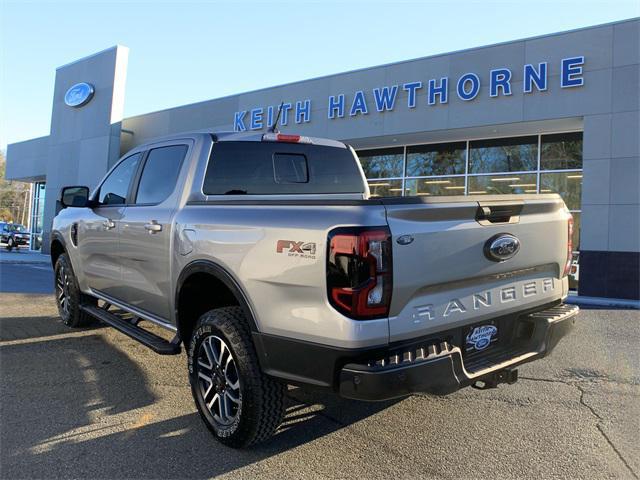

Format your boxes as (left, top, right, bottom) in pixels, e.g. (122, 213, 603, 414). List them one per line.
(566, 294, 640, 310)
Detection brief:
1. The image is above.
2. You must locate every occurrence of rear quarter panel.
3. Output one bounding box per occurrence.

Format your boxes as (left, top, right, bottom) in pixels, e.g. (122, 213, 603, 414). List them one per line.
(174, 202, 390, 348)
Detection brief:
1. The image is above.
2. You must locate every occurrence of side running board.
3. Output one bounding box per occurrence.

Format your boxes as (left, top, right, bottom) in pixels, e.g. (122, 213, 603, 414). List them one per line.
(81, 304, 181, 355)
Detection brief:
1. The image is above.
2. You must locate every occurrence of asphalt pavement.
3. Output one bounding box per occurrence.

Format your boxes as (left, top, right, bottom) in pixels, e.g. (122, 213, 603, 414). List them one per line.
(1, 289, 638, 478)
(0, 247, 53, 294)
(0, 262, 54, 294)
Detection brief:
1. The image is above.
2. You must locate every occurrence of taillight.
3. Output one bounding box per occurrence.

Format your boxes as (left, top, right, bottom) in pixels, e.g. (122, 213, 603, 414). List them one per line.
(563, 214, 574, 276)
(327, 227, 392, 319)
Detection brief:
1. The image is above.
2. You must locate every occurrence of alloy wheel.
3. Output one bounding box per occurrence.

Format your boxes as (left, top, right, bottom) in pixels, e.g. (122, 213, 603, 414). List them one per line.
(197, 335, 242, 426)
(56, 265, 70, 317)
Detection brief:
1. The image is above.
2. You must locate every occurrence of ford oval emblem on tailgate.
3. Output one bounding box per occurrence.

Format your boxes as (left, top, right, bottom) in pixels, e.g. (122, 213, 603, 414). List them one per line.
(484, 233, 520, 262)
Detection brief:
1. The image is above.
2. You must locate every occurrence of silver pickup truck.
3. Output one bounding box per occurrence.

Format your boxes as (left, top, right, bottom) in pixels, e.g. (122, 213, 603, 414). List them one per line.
(52, 130, 578, 447)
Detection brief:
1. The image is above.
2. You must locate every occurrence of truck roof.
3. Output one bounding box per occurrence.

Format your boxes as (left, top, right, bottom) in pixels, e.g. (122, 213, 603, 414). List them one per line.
(137, 129, 348, 149)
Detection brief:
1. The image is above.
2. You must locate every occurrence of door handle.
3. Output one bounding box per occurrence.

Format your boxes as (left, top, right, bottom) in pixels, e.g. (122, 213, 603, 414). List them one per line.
(144, 221, 162, 234)
(103, 219, 116, 230)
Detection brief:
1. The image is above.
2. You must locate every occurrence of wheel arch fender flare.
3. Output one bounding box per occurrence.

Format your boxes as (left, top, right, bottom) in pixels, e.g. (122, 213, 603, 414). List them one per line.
(175, 259, 260, 337)
(50, 231, 68, 268)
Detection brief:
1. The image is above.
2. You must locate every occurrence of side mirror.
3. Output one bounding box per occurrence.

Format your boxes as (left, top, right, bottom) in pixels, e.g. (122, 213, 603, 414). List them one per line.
(60, 186, 90, 208)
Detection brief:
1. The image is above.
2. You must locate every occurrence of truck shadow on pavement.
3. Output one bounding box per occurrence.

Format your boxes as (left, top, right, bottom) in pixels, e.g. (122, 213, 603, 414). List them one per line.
(0, 314, 104, 342)
(1, 315, 398, 479)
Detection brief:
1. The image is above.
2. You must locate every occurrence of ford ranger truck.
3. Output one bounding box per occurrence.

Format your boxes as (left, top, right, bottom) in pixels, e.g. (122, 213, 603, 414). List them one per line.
(51, 131, 579, 447)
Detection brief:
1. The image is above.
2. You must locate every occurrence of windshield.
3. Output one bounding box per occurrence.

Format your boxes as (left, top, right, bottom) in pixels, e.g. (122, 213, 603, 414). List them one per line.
(8, 224, 26, 232)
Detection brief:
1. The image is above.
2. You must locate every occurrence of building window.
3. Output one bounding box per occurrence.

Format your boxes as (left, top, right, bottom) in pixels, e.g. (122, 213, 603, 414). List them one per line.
(367, 179, 403, 197)
(30, 182, 45, 251)
(469, 136, 538, 173)
(468, 173, 538, 195)
(405, 176, 466, 196)
(570, 212, 581, 251)
(540, 132, 583, 170)
(540, 172, 583, 211)
(406, 142, 466, 176)
(358, 147, 404, 178)
(356, 130, 583, 290)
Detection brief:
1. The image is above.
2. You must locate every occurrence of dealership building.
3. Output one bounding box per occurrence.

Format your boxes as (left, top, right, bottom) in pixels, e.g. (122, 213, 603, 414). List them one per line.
(5, 18, 639, 300)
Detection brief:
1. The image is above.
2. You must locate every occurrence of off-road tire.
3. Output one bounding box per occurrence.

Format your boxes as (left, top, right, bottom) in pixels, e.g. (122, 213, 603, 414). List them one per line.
(188, 306, 286, 448)
(54, 253, 95, 328)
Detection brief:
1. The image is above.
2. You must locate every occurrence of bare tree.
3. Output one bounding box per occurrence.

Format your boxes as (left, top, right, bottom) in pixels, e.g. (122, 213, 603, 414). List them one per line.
(0, 151, 31, 225)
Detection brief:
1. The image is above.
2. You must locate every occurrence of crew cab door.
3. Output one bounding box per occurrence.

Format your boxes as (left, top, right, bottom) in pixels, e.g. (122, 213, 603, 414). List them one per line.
(118, 143, 189, 320)
(79, 152, 142, 298)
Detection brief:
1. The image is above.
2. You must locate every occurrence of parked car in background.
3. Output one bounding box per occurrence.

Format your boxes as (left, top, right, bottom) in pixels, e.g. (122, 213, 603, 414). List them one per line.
(0, 223, 30, 251)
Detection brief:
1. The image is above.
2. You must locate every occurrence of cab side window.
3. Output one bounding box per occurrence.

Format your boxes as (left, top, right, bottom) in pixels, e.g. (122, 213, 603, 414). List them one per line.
(98, 153, 142, 205)
(135, 145, 187, 205)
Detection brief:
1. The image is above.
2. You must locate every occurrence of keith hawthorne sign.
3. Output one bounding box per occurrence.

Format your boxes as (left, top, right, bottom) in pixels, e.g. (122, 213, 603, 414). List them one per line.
(233, 56, 585, 131)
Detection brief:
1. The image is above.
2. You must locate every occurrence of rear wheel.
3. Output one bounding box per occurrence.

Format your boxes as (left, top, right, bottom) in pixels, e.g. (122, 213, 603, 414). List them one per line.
(54, 253, 95, 328)
(188, 306, 285, 448)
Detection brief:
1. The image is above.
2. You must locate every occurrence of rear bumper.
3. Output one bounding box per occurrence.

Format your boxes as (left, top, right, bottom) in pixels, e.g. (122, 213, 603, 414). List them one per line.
(254, 302, 578, 401)
(339, 303, 578, 400)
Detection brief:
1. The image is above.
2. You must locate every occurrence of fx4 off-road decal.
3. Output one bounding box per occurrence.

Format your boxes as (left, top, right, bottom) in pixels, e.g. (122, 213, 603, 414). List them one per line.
(276, 240, 317, 259)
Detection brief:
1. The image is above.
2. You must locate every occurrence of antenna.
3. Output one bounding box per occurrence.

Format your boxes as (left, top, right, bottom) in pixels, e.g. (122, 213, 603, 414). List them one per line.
(269, 102, 284, 133)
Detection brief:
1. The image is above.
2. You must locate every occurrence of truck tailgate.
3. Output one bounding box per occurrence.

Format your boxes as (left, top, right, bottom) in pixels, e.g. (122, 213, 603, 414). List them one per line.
(383, 194, 571, 343)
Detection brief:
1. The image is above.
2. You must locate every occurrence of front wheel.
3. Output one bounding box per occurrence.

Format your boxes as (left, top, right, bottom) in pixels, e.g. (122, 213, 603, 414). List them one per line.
(54, 253, 95, 328)
(6, 238, 14, 251)
(188, 307, 285, 448)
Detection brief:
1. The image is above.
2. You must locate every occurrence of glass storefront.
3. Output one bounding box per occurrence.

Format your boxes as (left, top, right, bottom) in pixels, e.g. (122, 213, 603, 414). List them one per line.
(405, 176, 466, 196)
(406, 142, 466, 176)
(358, 147, 405, 179)
(469, 136, 538, 173)
(468, 173, 539, 195)
(357, 131, 583, 289)
(29, 182, 46, 250)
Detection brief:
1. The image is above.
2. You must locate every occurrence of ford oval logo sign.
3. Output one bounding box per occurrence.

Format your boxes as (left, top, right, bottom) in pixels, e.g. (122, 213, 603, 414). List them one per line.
(484, 233, 520, 262)
(64, 82, 95, 108)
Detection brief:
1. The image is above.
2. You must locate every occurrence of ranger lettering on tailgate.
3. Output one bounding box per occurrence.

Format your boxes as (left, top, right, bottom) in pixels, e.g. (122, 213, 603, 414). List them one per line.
(413, 278, 556, 322)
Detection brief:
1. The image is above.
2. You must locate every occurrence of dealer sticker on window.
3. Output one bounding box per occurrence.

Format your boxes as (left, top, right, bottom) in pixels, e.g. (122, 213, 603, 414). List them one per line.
(465, 324, 498, 352)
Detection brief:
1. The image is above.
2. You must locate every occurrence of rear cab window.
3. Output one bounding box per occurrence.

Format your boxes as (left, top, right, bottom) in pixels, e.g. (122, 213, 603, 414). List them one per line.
(203, 142, 365, 195)
(273, 153, 308, 184)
